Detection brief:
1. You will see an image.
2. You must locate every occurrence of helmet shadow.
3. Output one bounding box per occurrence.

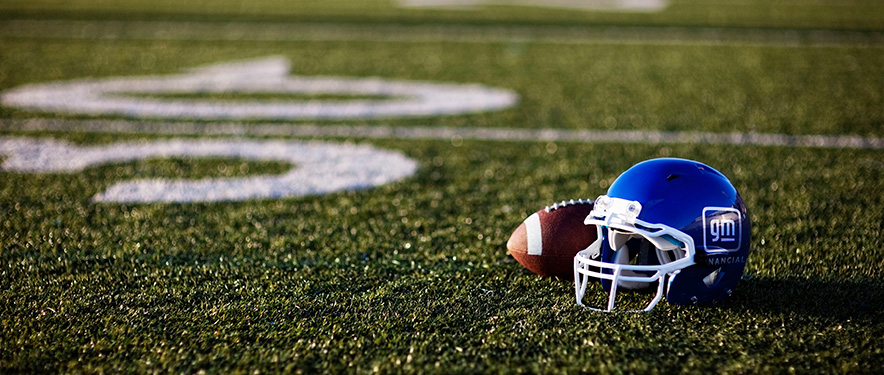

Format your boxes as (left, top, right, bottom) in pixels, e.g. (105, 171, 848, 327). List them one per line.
(726, 276, 883, 320)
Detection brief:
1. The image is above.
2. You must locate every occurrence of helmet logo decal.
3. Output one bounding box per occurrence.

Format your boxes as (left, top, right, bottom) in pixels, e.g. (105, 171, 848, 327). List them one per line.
(703, 207, 742, 252)
(709, 218, 735, 242)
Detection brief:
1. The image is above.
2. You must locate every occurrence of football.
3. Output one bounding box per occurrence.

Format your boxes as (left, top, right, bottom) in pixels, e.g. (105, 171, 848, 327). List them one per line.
(507, 199, 598, 279)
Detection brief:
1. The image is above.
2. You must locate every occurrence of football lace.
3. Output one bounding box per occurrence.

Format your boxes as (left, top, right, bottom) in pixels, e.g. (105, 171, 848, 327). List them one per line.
(544, 198, 593, 212)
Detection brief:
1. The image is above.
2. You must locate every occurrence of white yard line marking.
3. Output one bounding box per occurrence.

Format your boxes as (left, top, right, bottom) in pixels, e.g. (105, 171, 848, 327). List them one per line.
(398, 0, 668, 12)
(2, 118, 882, 150)
(2, 20, 883, 47)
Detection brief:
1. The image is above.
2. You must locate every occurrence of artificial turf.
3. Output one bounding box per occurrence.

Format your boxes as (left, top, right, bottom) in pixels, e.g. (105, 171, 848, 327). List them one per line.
(2, 38, 883, 136)
(1, 1, 883, 373)
(2, 138, 883, 373)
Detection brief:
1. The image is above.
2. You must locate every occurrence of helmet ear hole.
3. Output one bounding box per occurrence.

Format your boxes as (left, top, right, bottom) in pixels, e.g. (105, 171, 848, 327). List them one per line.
(702, 267, 724, 287)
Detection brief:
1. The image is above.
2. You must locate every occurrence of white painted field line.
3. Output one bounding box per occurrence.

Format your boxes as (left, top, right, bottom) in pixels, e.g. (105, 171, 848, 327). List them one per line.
(2, 118, 882, 150)
(398, 0, 669, 12)
(2, 20, 883, 47)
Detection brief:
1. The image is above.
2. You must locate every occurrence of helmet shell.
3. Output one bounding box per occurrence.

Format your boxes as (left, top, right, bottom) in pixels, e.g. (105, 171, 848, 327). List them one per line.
(601, 158, 751, 306)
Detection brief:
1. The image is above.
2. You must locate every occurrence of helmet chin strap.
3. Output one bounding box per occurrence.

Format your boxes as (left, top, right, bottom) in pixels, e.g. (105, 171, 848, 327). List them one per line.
(611, 241, 654, 290)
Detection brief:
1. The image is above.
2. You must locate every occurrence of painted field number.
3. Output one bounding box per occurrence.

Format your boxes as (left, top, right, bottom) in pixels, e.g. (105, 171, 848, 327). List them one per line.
(0, 137, 418, 203)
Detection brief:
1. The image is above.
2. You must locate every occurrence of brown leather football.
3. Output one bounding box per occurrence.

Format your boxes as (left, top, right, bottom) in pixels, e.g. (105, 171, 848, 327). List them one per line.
(507, 199, 597, 279)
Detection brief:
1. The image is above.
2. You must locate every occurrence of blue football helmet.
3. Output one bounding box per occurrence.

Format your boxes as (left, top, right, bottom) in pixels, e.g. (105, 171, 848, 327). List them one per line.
(574, 158, 750, 312)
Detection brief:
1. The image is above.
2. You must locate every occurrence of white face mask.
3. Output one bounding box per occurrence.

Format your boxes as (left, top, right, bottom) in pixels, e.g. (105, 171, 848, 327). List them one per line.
(574, 195, 696, 313)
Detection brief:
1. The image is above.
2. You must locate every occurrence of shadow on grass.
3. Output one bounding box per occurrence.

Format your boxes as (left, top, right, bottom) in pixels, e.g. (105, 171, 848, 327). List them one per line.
(730, 275, 884, 320)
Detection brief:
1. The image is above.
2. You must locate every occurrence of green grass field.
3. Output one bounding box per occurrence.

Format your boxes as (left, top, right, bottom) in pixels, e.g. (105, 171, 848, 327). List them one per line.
(2, 1, 884, 374)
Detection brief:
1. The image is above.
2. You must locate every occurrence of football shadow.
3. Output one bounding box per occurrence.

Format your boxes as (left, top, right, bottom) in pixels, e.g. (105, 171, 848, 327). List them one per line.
(726, 275, 884, 320)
